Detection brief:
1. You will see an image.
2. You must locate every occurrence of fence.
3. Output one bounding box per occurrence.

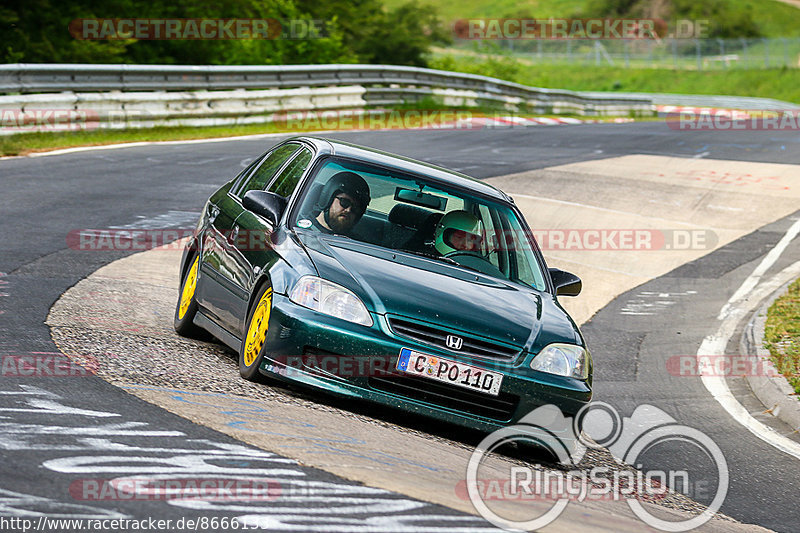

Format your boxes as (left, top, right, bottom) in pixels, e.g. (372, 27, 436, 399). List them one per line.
(460, 38, 800, 70)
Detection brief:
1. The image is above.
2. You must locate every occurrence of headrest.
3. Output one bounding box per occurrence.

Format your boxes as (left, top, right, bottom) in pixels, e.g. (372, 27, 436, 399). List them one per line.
(388, 204, 435, 230)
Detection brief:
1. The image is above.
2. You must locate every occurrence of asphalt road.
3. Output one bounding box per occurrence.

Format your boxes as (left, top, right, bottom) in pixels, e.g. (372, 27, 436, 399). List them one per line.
(1, 123, 799, 531)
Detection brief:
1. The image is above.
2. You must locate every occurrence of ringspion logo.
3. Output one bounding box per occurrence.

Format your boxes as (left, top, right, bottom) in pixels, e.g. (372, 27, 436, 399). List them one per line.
(466, 402, 728, 531)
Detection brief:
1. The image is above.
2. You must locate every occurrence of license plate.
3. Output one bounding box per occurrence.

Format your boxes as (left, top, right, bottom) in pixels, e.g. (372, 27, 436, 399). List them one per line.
(396, 348, 503, 396)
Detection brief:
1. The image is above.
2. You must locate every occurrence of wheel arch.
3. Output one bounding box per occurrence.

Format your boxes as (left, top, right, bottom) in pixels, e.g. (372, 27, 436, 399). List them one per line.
(178, 237, 201, 285)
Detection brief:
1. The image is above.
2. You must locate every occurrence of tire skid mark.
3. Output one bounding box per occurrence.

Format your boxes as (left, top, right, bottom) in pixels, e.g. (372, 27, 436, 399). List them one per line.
(0, 383, 498, 530)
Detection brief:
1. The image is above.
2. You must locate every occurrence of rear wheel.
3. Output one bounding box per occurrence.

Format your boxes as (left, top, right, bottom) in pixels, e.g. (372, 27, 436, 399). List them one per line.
(240, 283, 273, 382)
(174, 253, 204, 337)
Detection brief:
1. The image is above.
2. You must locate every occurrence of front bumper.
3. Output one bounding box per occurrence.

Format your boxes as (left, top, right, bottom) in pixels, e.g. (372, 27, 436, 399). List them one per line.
(259, 293, 592, 433)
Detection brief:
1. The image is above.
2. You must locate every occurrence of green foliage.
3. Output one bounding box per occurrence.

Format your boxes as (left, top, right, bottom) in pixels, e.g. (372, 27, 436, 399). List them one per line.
(386, 0, 800, 38)
(764, 278, 800, 395)
(580, 0, 762, 38)
(0, 0, 447, 65)
(430, 42, 520, 80)
(431, 52, 800, 103)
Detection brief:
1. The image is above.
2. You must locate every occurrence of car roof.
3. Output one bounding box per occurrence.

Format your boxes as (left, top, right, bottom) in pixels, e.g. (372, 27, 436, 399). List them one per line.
(289, 136, 514, 204)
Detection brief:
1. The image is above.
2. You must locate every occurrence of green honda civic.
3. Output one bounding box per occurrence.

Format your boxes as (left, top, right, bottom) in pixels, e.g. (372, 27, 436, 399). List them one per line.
(175, 136, 591, 433)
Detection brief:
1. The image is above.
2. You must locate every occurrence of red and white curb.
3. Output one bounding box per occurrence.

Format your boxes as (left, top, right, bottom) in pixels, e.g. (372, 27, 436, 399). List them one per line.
(657, 105, 753, 119)
(449, 116, 634, 128)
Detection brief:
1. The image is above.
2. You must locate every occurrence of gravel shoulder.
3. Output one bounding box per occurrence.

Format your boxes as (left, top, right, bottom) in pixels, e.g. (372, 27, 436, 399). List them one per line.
(45, 240, 768, 532)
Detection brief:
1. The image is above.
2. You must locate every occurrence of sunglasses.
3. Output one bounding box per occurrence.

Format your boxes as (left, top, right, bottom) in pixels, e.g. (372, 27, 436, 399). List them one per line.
(335, 196, 364, 213)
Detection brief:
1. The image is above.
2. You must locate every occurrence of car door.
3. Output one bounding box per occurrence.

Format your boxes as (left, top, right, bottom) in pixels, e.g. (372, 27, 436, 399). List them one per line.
(229, 145, 314, 336)
(199, 142, 300, 334)
(196, 154, 263, 325)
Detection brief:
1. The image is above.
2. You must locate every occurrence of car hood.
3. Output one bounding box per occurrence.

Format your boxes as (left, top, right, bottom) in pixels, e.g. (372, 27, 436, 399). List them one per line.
(297, 233, 580, 351)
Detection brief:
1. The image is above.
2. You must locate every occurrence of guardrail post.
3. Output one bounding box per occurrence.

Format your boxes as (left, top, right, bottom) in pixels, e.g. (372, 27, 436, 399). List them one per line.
(624, 40, 630, 68)
(740, 38, 748, 69)
(783, 38, 789, 67)
(696, 39, 702, 71)
(672, 39, 678, 69)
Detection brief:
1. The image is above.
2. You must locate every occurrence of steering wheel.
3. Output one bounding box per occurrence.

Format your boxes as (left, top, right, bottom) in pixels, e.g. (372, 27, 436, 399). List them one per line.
(443, 251, 508, 277)
(444, 251, 485, 260)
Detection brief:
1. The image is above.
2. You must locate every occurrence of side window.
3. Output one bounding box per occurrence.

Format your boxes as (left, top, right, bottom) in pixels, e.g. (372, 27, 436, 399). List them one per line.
(268, 147, 312, 198)
(479, 204, 510, 275)
(237, 144, 299, 197)
(230, 154, 265, 195)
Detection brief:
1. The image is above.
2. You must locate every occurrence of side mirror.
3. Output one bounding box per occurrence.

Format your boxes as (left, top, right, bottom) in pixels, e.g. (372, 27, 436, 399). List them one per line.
(243, 190, 286, 226)
(549, 268, 582, 297)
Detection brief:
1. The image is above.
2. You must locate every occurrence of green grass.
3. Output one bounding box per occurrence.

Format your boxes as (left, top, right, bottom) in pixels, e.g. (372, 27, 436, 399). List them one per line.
(0, 107, 638, 157)
(764, 278, 800, 395)
(429, 52, 800, 103)
(386, 0, 800, 38)
(385, 0, 587, 20)
(0, 123, 290, 157)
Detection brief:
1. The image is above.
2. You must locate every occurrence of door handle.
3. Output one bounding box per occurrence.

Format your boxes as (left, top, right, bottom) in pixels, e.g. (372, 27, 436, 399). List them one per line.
(229, 224, 240, 244)
(208, 205, 220, 223)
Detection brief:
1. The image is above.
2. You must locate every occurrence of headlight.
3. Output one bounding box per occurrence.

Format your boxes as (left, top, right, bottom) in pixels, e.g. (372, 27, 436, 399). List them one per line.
(289, 276, 372, 327)
(530, 343, 590, 379)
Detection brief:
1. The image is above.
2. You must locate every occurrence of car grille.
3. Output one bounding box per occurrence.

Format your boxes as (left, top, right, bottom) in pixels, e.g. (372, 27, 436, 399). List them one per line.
(388, 317, 520, 361)
(369, 375, 519, 421)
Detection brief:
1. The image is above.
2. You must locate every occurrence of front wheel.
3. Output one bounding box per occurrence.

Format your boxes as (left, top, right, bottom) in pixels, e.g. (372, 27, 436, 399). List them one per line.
(174, 253, 204, 337)
(239, 283, 273, 382)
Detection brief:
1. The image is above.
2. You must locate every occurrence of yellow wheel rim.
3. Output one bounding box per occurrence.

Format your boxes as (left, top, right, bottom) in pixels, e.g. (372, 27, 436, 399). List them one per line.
(243, 288, 272, 368)
(178, 256, 199, 320)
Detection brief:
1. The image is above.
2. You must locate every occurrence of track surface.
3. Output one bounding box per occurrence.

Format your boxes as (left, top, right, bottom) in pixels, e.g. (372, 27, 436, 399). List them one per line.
(2, 124, 800, 531)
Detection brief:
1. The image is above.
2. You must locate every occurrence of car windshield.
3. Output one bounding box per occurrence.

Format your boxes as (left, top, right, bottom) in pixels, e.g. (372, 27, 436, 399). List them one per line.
(292, 157, 547, 291)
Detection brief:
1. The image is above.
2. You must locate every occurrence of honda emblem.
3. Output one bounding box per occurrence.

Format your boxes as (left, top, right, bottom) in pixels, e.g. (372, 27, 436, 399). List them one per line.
(445, 335, 463, 350)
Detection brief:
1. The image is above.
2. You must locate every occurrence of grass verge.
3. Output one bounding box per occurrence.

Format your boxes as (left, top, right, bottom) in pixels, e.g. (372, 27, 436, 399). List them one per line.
(764, 278, 800, 395)
(430, 52, 800, 104)
(0, 107, 636, 157)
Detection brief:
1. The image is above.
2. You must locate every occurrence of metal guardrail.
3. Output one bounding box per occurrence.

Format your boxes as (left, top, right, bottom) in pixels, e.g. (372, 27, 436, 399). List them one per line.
(0, 63, 656, 134)
(0, 63, 652, 110)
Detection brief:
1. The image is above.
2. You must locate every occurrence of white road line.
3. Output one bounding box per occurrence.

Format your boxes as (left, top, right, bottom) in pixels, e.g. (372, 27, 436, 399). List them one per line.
(697, 218, 800, 458)
(719, 218, 800, 320)
(0, 131, 296, 160)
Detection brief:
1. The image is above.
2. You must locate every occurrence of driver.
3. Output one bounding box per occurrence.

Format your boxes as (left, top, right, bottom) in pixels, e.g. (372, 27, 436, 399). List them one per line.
(433, 210, 484, 255)
(313, 172, 371, 235)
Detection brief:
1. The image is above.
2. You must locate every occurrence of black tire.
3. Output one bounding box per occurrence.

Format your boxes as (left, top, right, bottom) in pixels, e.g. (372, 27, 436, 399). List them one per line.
(239, 282, 273, 382)
(174, 252, 204, 338)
